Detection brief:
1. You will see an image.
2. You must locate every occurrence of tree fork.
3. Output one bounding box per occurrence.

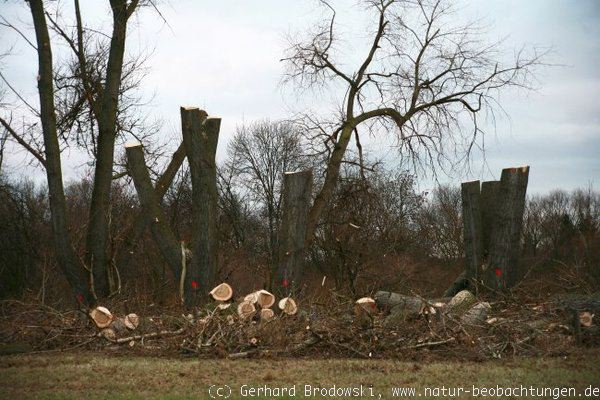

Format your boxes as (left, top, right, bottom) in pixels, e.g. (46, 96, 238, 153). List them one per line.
(125, 143, 182, 283)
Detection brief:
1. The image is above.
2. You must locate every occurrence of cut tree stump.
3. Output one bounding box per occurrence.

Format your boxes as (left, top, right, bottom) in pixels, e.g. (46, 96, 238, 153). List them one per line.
(275, 170, 313, 295)
(485, 166, 529, 289)
(180, 107, 220, 306)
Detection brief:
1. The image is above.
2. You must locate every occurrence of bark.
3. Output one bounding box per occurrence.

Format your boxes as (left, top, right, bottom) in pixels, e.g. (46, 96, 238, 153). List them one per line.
(275, 169, 313, 295)
(29, 0, 93, 305)
(485, 166, 530, 289)
(480, 180, 500, 261)
(125, 143, 182, 283)
(461, 181, 483, 284)
(85, 0, 136, 297)
(180, 107, 219, 306)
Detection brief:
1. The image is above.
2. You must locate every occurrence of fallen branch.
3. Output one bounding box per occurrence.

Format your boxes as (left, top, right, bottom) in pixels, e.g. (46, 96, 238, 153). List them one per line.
(100, 327, 186, 344)
(402, 337, 456, 350)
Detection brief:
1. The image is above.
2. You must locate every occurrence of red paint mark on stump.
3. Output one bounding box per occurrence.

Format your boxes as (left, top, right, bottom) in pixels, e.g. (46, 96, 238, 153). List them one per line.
(191, 280, 199, 289)
(495, 268, 502, 277)
(76, 293, 84, 302)
(282, 279, 289, 288)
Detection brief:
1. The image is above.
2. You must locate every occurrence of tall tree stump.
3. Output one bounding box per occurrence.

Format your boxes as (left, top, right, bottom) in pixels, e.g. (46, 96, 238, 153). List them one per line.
(484, 166, 530, 289)
(275, 170, 313, 295)
(181, 107, 220, 306)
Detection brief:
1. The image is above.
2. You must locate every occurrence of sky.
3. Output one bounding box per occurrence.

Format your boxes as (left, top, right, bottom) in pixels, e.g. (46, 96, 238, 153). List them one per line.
(1, 0, 599, 194)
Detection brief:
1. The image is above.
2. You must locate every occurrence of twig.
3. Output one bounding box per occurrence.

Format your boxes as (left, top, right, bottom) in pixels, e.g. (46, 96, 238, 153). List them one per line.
(402, 337, 455, 350)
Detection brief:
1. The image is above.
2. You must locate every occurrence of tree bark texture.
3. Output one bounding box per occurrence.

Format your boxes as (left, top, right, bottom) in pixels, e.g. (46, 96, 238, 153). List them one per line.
(461, 181, 483, 284)
(29, 0, 93, 305)
(276, 170, 313, 295)
(180, 107, 219, 306)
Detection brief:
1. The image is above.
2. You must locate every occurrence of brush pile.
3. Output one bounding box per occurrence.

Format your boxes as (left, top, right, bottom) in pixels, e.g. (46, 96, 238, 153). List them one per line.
(1, 285, 598, 360)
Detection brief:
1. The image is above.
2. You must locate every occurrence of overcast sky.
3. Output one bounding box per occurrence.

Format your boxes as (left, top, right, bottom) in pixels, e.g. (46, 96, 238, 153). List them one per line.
(1, 0, 599, 194)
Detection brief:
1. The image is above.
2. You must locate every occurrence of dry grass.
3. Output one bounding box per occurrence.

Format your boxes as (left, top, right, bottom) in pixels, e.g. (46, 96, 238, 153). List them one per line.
(1, 351, 599, 399)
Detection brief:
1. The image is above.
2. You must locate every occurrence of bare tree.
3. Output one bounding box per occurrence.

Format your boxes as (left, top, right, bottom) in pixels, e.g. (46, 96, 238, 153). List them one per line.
(282, 0, 546, 243)
(0, 0, 146, 303)
(226, 120, 308, 279)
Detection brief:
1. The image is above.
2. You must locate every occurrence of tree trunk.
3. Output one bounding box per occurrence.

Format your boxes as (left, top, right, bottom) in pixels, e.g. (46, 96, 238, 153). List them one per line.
(276, 169, 313, 295)
(28, 0, 93, 305)
(305, 126, 353, 244)
(125, 143, 182, 283)
(85, 0, 133, 298)
(180, 107, 219, 306)
(120, 142, 186, 269)
(484, 166, 530, 289)
(461, 181, 483, 286)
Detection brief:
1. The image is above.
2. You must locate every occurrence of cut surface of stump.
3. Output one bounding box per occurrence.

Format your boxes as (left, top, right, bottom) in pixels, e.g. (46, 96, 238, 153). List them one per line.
(260, 308, 275, 322)
(355, 297, 377, 315)
(256, 290, 276, 308)
(445, 290, 476, 315)
(237, 300, 256, 320)
(210, 283, 233, 302)
(90, 306, 113, 328)
(278, 297, 298, 315)
(580, 311, 594, 327)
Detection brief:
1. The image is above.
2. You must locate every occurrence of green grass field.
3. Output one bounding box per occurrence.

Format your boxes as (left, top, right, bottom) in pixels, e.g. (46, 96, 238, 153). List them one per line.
(1, 352, 599, 399)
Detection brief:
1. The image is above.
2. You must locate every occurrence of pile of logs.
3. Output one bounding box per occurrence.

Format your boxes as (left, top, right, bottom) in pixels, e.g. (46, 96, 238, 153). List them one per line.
(89, 282, 299, 342)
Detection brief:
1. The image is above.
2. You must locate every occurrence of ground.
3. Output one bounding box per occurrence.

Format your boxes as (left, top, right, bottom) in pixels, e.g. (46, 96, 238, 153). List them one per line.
(1, 351, 599, 399)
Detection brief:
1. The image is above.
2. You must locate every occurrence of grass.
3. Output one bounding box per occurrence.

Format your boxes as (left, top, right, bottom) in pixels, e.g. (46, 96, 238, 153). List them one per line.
(1, 351, 599, 399)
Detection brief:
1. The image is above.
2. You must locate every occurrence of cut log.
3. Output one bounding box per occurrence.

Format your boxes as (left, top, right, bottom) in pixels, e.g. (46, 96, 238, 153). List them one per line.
(374, 291, 424, 314)
(237, 300, 256, 320)
(90, 306, 113, 328)
(100, 328, 116, 341)
(278, 297, 298, 315)
(260, 308, 275, 322)
(124, 313, 140, 330)
(275, 170, 313, 294)
(244, 292, 259, 304)
(445, 290, 477, 315)
(461, 302, 491, 325)
(210, 283, 233, 302)
(580, 312, 594, 327)
(256, 290, 275, 308)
